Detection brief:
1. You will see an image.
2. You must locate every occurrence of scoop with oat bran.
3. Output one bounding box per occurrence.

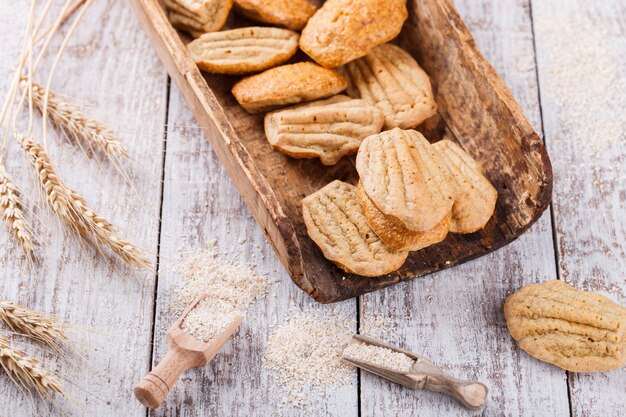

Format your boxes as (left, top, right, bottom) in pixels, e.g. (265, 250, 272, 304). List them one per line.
(134, 294, 244, 409)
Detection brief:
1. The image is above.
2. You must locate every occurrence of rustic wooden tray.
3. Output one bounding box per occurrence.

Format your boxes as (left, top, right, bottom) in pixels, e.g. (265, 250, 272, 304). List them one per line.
(130, 0, 553, 303)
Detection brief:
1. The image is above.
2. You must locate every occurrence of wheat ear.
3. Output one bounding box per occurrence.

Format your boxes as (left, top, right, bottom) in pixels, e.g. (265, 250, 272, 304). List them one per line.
(19, 135, 150, 269)
(0, 164, 35, 260)
(0, 301, 66, 352)
(0, 337, 63, 398)
(21, 79, 128, 160)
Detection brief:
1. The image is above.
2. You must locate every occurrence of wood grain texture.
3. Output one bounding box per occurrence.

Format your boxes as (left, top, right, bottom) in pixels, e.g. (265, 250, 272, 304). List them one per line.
(359, 0, 571, 415)
(0, 0, 166, 415)
(149, 87, 358, 417)
(130, 0, 553, 303)
(531, 0, 626, 414)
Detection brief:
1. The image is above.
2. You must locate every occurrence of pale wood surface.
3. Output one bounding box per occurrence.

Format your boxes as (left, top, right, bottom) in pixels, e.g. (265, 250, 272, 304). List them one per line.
(0, 0, 624, 416)
(532, 0, 626, 415)
(0, 1, 167, 416)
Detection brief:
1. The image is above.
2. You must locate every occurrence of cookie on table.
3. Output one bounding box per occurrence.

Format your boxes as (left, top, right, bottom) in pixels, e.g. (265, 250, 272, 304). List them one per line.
(346, 43, 437, 129)
(302, 180, 408, 277)
(432, 140, 497, 233)
(357, 181, 450, 251)
(300, 0, 408, 68)
(233, 0, 317, 31)
(356, 128, 454, 232)
(164, 0, 233, 36)
(504, 280, 626, 372)
(187, 27, 299, 75)
(264, 95, 384, 165)
(232, 62, 348, 113)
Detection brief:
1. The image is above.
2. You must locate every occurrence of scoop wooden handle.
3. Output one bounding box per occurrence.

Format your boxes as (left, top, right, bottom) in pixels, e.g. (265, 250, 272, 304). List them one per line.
(420, 372, 487, 410)
(134, 348, 200, 409)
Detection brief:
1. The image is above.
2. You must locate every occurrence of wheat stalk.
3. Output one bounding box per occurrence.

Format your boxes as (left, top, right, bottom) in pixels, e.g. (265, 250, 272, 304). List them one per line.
(0, 301, 66, 352)
(19, 135, 150, 269)
(0, 164, 35, 260)
(21, 79, 128, 160)
(0, 337, 63, 398)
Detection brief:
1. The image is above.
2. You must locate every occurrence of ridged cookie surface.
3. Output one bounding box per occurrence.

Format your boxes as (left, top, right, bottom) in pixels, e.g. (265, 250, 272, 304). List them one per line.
(433, 140, 497, 233)
(356, 128, 454, 232)
(302, 180, 408, 277)
(234, 0, 317, 30)
(346, 43, 437, 129)
(504, 280, 626, 372)
(357, 181, 450, 251)
(188, 27, 299, 75)
(264, 95, 384, 165)
(232, 62, 348, 113)
(300, 0, 408, 68)
(164, 0, 233, 35)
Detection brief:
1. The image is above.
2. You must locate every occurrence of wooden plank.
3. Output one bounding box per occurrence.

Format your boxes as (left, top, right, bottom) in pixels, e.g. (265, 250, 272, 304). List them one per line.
(531, 0, 626, 415)
(0, 0, 167, 415)
(359, 0, 571, 415)
(149, 86, 358, 416)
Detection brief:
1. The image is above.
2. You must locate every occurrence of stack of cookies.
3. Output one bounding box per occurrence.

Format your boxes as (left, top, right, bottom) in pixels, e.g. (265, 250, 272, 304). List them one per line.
(168, 0, 499, 277)
(302, 128, 497, 276)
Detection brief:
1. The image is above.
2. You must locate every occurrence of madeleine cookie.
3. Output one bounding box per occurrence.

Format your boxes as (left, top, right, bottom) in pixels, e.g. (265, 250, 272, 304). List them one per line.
(234, 0, 317, 30)
(232, 62, 348, 113)
(504, 280, 626, 372)
(302, 180, 408, 276)
(433, 140, 497, 233)
(346, 43, 437, 129)
(264, 95, 384, 165)
(300, 0, 408, 68)
(357, 181, 450, 251)
(164, 0, 233, 35)
(356, 128, 454, 232)
(187, 27, 299, 75)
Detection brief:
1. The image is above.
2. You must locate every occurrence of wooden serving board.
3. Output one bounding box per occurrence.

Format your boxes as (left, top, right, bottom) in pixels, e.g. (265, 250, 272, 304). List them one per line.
(129, 0, 553, 303)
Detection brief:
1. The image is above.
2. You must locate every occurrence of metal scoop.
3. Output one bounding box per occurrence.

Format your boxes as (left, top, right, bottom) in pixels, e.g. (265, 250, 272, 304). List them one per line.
(133, 294, 244, 409)
(342, 334, 488, 410)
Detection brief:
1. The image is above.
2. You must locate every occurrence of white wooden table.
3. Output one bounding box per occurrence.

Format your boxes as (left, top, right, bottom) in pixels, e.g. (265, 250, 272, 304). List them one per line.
(0, 0, 624, 416)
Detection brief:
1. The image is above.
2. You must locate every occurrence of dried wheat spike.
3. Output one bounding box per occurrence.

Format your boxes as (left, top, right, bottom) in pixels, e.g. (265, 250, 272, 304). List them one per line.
(0, 165, 35, 259)
(21, 79, 128, 159)
(0, 337, 64, 398)
(0, 301, 67, 352)
(19, 135, 150, 269)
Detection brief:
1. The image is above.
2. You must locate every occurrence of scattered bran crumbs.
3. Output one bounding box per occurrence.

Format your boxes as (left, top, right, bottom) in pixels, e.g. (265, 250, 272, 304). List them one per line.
(169, 249, 272, 341)
(182, 299, 242, 343)
(263, 311, 355, 412)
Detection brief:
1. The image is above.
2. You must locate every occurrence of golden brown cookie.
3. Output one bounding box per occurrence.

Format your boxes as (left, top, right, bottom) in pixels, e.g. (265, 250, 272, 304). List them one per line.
(187, 27, 299, 75)
(164, 0, 233, 36)
(232, 62, 348, 113)
(233, 0, 317, 30)
(504, 280, 626, 372)
(302, 180, 408, 276)
(300, 0, 408, 68)
(264, 95, 384, 165)
(357, 181, 450, 251)
(346, 43, 437, 129)
(356, 128, 454, 232)
(433, 140, 497, 234)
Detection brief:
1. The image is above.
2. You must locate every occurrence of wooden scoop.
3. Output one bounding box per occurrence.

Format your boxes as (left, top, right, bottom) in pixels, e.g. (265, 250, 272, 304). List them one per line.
(342, 334, 488, 410)
(134, 295, 244, 409)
